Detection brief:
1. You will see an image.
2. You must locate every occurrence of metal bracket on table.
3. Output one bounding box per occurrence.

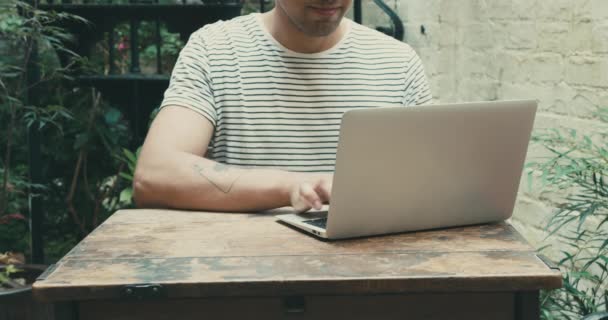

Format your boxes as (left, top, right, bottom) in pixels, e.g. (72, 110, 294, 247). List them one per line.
(283, 296, 307, 314)
(537, 254, 560, 271)
(121, 284, 167, 300)
(36, 264, 58, 281)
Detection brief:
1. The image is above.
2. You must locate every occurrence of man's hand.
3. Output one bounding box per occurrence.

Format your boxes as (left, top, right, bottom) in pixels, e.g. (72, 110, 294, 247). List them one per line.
(289, 173, 333, 213)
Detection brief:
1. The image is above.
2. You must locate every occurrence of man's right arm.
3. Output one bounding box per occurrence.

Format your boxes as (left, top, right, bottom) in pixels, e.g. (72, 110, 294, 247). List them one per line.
(133, 106, 331, 212)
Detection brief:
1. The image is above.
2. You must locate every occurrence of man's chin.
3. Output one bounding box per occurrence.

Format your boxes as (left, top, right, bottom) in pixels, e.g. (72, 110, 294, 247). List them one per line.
(304, 22, 341, 37)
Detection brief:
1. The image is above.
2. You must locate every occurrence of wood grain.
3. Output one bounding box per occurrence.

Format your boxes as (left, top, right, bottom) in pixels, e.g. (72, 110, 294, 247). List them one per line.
(33, 209, 562, 302)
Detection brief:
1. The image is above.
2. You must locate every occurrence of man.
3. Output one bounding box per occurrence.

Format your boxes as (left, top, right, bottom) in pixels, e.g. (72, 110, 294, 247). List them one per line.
(133, 0, 432, 213)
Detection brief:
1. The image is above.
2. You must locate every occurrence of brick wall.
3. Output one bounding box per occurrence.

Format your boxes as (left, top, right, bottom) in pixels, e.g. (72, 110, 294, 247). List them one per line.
(369, 0, 608, 259)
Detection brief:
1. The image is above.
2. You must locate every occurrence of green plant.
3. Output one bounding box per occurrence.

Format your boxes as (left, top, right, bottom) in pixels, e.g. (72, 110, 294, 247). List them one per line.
(115, 147, 140, 207)
(0, 213, 28, 254)
(0, 0, 81, 258)
(0, 264, 22, 287)
(528, 107, 608, 320)
(242, 0, 274, 14)
(1, 0, 133, 262)
(140, 23, 184, 73)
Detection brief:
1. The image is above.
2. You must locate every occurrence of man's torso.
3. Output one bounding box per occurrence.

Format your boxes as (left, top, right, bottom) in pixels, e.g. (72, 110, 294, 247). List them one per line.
(163, 14, 432, 172)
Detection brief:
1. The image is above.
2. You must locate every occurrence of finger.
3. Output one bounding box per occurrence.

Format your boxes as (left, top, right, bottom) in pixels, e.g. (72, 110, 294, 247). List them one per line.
(300, 183, 322, 210)
(290, 187, 312, 213)
(293, 201, 312, 214)
(314, 179, 332, 204)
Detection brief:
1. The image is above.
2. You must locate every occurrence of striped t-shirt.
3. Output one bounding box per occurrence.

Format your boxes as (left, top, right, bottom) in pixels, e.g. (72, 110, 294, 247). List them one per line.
(161, 13, 432, 172)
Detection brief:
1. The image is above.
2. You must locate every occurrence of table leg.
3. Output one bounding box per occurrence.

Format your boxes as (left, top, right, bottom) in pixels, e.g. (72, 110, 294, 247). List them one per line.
(515, 291, 540, 320)
(54, 302, 79, 320)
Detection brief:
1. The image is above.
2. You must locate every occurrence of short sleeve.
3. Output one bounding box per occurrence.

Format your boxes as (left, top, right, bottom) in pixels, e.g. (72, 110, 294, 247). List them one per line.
(403, 52, 433, 107)
(160, 30, 217, 126)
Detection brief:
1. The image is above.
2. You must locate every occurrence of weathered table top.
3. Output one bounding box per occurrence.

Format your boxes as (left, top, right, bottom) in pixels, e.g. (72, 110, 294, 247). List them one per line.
(33, 208, 562, 302)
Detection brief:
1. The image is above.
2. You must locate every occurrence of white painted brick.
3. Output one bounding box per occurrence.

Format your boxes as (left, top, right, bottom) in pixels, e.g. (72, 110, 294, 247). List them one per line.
(590, 0, 608, 21)
(565, 22, 593, 54)
(437, 1, 465, 25)
(488, 20, 510, 48)
(486, 1, 513, 20)
(408, 22, 440, 49)
(438, 22, 459, 47)
(508, 219, 558, 256)
(399, 0, 438, 28)
(459, 76, 499, 101)
(495, 50, 528, 84)
(437, 49, 457, 75)
(528, 53, 564, 83)
(536, 0, 575, 21)
(565, 56, 608, 87)
(538, 114, 608, 138)
(504, 82, 573, 117)
(417, 46, 440, 77)
(428, 76, 442, 102)
(511, 0, 537, 20)
(457, 47, 498, 77)
(545, 82, 578, 116)
(500, 82, 536, 101)
(436, 74, 457, 102)
(512, 195, 554, 229)
(536, 22, 570, 53)
(458, 0, 490, 23)
(462, 23, 494, 49)
(573, 0, 593, 23)
(568, 88, 604, 119)
(600, 90, 608, 111)
(592, 23, 608, 53)
(505, 22, 537, 50)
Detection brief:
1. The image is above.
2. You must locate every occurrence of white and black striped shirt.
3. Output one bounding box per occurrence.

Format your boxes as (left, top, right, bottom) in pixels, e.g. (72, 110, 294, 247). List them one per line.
(161, 13, 432, 172)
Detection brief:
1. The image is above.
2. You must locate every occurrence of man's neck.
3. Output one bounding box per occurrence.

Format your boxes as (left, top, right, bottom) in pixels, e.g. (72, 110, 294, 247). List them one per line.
(261, 9, 348, 54)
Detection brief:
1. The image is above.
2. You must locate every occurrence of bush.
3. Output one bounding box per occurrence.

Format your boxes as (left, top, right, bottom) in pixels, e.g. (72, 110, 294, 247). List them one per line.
(0, 0, 134, 262)
(529, 107, 608, 319)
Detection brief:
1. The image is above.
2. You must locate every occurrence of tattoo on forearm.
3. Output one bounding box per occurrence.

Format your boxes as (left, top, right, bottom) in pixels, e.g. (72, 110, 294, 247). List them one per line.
(213, 162, 230, 172)
(193, 163, 243, 194)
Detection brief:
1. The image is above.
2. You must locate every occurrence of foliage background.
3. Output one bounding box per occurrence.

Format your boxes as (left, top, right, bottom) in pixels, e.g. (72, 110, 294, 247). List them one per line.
(0, 0, 134, 262)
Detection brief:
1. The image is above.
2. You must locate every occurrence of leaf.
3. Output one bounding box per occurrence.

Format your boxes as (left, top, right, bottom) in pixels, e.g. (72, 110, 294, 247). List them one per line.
(558, 252, 574, 266)
(119, 188, 133, 204)
(119, 172, 133, 181)
(600, 239, 608, 252)
(5, 264, 21, 274)
(104, 107, 121, 126)
(577, 203, 599, 231)
(570, 271, 595, 281)
(537, 244, 552, 253)
(74, 133, 89, 150)
(583, 135, 592, 148)
(122, 148, 137, 165)
(527, 170, 534, 192)
(94, 126, 114, 154)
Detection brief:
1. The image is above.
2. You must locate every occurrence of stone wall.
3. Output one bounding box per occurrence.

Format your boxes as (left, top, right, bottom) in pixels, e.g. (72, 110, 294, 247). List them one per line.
(371, 0, 608, 259)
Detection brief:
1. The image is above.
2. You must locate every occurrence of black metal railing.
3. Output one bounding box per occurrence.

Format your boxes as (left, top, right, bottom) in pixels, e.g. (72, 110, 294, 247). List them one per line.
(372, 0, 404, 40)
(353, 0, 404, 41)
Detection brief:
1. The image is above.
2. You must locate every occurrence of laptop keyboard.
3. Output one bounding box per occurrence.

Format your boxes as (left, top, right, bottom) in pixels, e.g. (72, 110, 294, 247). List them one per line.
(303, 217, 328, 229)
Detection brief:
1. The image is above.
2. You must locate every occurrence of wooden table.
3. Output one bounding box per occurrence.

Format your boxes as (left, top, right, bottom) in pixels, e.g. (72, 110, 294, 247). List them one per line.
(33, 209, 562, 320)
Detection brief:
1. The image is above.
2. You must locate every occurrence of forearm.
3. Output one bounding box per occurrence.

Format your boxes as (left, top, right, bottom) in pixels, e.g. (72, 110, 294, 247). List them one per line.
(133, 150, 305, 212)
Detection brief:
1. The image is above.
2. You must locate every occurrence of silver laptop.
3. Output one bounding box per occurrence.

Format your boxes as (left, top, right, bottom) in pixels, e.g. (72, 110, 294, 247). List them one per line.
(277, 100, 537, 240)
